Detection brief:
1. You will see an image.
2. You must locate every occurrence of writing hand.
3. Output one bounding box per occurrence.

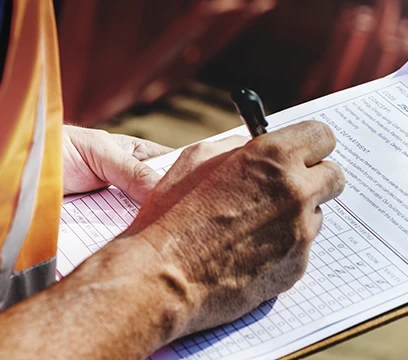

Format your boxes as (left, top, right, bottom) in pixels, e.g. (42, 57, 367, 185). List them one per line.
(125, 120, 345, 338)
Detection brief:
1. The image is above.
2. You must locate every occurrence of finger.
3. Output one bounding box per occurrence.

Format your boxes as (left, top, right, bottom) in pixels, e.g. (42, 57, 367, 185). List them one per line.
(268, 121, 337, 167)
(110, 134, 173, 160)
(100, 147, 163, 203)
(307, 160, 345, 206)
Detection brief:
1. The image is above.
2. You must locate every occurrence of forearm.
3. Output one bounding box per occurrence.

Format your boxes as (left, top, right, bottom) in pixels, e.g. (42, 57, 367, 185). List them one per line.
(0, 234, 193, 360)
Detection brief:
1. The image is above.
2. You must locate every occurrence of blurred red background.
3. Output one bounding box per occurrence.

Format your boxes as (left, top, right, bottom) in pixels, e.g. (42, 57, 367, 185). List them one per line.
(55, 0, 408, 126)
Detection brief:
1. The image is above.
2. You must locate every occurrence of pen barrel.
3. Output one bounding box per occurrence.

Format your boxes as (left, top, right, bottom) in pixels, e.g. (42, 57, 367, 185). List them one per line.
(249, 125, 268, 138)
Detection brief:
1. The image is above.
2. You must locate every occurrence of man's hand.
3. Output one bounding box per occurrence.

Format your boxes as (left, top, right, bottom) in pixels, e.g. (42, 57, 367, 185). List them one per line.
(63, 125, 172, 202)
(125, 120, 345, 338)
(0, 121, 345, 360)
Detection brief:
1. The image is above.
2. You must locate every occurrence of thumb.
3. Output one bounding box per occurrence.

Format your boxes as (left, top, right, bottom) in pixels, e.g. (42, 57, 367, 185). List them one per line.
(101, 148, 163, 204)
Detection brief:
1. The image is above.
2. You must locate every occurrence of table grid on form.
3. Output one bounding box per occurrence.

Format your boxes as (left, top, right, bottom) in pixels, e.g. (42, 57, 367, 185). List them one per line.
(58, 164, 171, 276)
(158, 201, 408, 360)
(58, 167, 408, 360)
(58, 188, 141, 276)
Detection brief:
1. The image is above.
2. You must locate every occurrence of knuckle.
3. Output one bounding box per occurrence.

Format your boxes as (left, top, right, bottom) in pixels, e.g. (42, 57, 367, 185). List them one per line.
(229, 134, 247, 141)
(295, 183, 311, 204)
(91, 128, 110, 140)
(133, 141, 148, 154)
(272, 135, 293, 155)
(249, 137, 295, 166)
(95, 128, 110, 136)
(286, 175, 312, 207)
(89, 129, 111, 149)
(132, 161, 154, 181)
(272, 141, 294, 162)
(183, 141, 213, 157)
(224, 135, 249, 146)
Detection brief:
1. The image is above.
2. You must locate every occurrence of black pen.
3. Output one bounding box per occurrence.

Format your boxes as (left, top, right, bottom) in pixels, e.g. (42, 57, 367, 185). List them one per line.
(231, 88, 268, 138)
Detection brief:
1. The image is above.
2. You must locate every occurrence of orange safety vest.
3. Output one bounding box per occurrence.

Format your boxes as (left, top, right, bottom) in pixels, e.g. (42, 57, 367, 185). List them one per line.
(0, 0, 62, 309)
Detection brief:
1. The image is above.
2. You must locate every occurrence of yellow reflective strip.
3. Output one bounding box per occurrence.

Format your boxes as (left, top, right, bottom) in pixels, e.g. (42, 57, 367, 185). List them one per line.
(0, 38, 46, 304)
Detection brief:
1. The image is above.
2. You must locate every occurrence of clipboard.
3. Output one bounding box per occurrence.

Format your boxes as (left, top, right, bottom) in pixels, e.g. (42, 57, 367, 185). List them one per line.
(281, 302, 408, 359)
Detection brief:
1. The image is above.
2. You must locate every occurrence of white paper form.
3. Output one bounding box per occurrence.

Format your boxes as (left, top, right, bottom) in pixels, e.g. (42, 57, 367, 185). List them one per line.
(58, 65, 408, 359)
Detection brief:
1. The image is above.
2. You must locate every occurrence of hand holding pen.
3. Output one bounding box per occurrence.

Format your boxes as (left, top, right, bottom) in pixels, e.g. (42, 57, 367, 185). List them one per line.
(130, 97, 344, 337)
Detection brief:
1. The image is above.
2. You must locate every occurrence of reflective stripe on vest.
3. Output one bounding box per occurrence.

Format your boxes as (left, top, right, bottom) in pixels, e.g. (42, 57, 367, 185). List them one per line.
(0, 35, 52, 309)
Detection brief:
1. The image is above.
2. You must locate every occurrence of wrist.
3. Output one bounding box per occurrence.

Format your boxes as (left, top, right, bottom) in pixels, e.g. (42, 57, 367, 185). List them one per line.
(103, 233, 197, 356)
(132, 231, 200, 339)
